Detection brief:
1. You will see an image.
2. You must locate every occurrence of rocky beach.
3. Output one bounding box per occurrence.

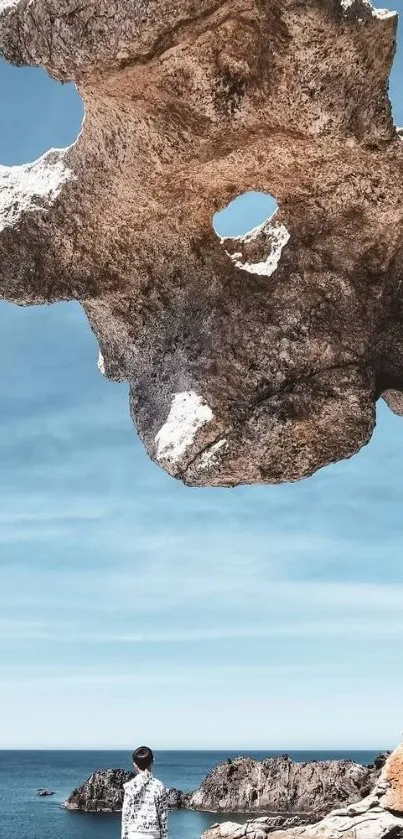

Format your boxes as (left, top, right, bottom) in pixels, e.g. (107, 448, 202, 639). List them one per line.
(202, 746, 403, 839)
(62, 748, 402, 837)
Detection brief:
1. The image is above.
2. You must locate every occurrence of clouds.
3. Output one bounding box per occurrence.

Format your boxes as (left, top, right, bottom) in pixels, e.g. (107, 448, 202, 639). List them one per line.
(1, 298, 403, 748)
(2, 16, 403, 748)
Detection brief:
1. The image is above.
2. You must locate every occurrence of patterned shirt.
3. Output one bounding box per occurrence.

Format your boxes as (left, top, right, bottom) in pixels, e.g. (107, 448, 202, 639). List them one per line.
(121, 771, 168, 839)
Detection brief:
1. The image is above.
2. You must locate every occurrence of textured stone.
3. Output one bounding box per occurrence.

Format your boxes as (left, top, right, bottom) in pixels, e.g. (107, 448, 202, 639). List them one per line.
(188, 754, 379, 816)
(63, 769, 182, 812)
(0, 0, 402, 486)
(381, 745, 403, 813)
(203, 807, 403, 839)
(202, 746, 403, 839)
(64, 769, 132, 813)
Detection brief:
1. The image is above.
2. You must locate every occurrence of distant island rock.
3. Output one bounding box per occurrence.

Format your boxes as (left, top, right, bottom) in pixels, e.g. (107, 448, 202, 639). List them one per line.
(63, 769, 183, 813)
(64, 753, 388, 821)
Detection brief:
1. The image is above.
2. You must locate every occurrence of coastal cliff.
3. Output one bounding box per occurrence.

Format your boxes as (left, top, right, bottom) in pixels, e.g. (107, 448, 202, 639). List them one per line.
(202, 747, 403, 839)
(188, 754, 381, 816)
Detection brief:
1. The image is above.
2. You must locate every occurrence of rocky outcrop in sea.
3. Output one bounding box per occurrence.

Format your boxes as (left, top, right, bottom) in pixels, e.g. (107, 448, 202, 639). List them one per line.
(202, 746, 403, 839)
(63, 769, 183, 813)
(64, 753, 388, 820)
(187, 753, 384, 816)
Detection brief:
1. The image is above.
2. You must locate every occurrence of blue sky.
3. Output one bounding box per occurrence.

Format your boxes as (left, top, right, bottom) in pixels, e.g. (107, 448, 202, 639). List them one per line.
(1, 3, 403, 750)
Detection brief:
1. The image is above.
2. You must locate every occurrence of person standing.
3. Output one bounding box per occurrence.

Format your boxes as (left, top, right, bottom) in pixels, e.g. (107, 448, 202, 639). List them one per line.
(121, 746, 168, 839)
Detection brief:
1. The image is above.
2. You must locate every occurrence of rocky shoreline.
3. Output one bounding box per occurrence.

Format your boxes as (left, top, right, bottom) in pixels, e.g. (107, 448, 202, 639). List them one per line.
(186, 754, 383, 817)
(63, 751, 388, 827)
(62, 746, 403, 838)
(202, 746, 403, 839)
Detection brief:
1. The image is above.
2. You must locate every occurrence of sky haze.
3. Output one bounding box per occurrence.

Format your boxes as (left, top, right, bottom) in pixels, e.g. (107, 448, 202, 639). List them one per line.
(1, 1, 403, 750)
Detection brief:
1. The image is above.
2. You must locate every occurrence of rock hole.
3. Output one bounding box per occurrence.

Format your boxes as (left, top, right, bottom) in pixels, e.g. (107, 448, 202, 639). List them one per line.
(213, 191, 278, 239)
(0, 59, 84, 165)
(213, 191, 290, 279)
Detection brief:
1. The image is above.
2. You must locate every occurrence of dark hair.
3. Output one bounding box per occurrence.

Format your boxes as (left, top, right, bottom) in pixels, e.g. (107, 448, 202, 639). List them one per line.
(132, 746, 154, 771)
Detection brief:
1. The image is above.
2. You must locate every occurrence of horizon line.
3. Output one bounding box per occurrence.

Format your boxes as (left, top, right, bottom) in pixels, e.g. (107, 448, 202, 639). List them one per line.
(0, 745, 391, 752)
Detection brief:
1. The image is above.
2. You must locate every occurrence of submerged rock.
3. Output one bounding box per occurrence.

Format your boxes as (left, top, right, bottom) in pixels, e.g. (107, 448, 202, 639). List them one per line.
(63, 769, 183, 813)
(0, 0, 403, 487)
(188, 754, 379, 816)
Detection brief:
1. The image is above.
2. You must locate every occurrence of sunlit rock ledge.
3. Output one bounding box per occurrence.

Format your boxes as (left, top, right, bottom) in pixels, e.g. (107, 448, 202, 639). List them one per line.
(1, 0, 403, 487)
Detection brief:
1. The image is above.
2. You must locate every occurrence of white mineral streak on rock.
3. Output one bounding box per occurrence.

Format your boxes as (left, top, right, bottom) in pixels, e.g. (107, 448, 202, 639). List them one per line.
(0, 151, 73, 232)
(257, 764, 262, 809)
(226, 217, 290, 278)
(373, 8, 397, 17)
(98, 352, 106, 376)
(155, 391, 213, 464)
(197, 439, 228, 471)
(340, 0, 396, 19)
(0, 0, 18, 11)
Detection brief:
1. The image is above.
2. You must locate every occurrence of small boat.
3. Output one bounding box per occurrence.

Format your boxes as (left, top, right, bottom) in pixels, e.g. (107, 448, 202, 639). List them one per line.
(37, 788, 56, 797)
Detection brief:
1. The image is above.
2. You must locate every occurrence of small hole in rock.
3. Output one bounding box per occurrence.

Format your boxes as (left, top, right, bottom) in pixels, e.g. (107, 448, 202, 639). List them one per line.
(213, 191, 278, 239)
(0, 59, 84, 166)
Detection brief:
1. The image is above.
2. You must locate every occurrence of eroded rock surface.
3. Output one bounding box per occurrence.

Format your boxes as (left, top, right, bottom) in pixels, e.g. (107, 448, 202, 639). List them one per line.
(1, 0, 403, 486)
(62, 754, 386, 818)
(202, 746, 403, 839)
(64, 769, 132, 813)
(380, 745, 403, 813)
(188, 754, 380, 816)
(63, 769, 183, 812)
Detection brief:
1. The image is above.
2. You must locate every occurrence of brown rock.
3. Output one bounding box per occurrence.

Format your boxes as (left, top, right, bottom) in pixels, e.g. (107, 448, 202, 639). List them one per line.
(63, 769, 183, 812)
(0, 0, 402, 486)
(64, 769, 133, 813)
(202, 746, 403, 839)
(188, 754, 377, 816)
(381, 744, 403, 813)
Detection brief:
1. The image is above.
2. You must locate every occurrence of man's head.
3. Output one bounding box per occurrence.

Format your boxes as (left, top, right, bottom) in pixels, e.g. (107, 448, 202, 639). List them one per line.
(132, 745, 154, 772)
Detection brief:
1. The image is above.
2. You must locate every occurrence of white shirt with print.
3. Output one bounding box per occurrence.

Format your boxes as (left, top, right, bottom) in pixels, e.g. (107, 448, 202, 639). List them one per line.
(121, 771, 168, 839)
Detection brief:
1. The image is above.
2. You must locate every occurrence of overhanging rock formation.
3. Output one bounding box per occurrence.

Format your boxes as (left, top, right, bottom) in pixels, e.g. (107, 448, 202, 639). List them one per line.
(0, 0, 402, 487)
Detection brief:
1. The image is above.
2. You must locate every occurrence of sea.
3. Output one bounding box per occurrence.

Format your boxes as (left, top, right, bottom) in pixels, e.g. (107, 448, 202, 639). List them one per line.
(0, 750, 381, 839)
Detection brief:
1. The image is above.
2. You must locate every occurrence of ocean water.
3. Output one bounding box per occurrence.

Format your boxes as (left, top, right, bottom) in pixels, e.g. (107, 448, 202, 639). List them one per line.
(0, 750, 381, 839)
